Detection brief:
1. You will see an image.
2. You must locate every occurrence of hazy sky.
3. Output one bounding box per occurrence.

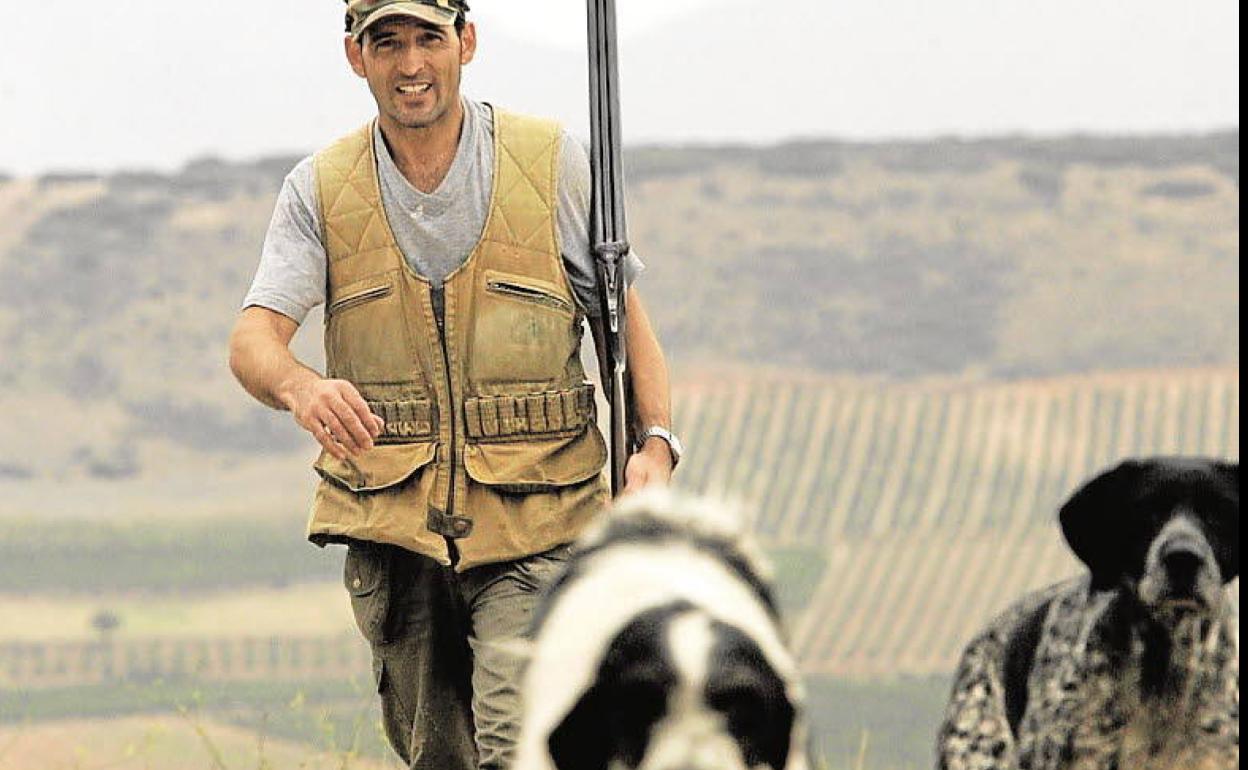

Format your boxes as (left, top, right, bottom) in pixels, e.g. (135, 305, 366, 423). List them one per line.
(0, 0, 1238, 175)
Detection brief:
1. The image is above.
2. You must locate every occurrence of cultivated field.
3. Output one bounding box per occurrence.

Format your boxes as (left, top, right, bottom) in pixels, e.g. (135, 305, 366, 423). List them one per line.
(673, 365, 1240, 675)
(0, 585, 352, 643)
(2, 365, 1237, 768)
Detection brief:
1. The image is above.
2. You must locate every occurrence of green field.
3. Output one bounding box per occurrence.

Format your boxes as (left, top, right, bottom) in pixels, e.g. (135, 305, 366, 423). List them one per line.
(0, 515, 340, 595)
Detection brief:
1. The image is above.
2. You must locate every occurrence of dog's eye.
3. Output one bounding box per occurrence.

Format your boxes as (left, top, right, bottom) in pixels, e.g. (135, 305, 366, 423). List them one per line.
(609, 678, 669, 722)
(708, 682, 767, 728)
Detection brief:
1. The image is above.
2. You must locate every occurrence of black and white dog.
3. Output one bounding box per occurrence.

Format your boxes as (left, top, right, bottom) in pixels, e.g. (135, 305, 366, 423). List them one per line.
(937, 457, 1240, 770)
(512, 489, 811, 770)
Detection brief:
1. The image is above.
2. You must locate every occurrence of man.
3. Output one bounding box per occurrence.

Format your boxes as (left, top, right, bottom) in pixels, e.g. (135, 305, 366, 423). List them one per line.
(227, 1, 681, 768)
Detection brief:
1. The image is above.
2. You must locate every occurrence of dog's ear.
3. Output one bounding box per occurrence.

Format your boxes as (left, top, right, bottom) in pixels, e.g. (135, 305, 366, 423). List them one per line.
(1060, 459, 1145, 584)
(1210, 461, 1239, 581)
(547, 684, 610, 770)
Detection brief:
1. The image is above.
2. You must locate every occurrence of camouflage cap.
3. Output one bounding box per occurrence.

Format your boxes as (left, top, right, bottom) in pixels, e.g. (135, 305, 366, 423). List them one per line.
(344, 0, 469, 40)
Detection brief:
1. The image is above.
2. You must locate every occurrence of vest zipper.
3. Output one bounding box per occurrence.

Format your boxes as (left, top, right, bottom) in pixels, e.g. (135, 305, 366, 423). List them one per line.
(431, 286, 458, 522)
(486, 280, 572, 313)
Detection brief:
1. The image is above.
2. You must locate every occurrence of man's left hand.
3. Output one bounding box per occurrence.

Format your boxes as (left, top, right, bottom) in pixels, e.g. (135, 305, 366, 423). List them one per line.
(621, 437, 674, 495)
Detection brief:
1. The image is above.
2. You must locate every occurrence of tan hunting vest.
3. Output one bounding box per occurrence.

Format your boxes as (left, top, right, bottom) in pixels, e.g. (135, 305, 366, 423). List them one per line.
(306, 109, 609, 571)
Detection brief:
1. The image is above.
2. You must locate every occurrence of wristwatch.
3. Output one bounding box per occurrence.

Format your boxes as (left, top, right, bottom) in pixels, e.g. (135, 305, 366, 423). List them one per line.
(638, 425, 683, 469)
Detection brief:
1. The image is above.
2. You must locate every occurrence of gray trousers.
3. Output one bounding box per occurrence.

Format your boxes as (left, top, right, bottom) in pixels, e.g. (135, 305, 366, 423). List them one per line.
(344, 540, 571, 770)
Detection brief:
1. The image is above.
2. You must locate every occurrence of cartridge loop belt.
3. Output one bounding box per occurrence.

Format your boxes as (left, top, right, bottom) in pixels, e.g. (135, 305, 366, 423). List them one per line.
(464, 384, 596, 439)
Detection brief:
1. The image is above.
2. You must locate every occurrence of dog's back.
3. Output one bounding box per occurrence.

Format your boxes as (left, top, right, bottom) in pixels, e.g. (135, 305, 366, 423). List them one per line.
(939, 579, 1239, 770)
(937, 580, 1071, 770)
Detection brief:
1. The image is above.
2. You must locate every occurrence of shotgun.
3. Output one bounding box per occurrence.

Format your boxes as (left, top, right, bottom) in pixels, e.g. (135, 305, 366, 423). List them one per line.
(586, 0, 631, 495)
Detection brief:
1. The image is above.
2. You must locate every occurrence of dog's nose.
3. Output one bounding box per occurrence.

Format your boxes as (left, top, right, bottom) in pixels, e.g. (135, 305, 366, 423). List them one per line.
(1160, 544, 1203, 595)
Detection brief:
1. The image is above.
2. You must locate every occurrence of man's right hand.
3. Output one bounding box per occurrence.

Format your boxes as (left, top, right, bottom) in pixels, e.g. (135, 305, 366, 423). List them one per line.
(228, 307, 384, 461)
(283, 377, 385, 461)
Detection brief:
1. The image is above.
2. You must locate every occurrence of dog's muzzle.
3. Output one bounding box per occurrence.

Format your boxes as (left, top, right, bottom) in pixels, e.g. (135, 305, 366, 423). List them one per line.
(1159, 538, 1207, 598)
(638, 725, 752, 770)
(1140, 515, 1222, 613)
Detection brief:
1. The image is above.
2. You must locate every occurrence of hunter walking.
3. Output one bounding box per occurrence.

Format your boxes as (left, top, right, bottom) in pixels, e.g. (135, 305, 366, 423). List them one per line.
(227, 1, 680, 768)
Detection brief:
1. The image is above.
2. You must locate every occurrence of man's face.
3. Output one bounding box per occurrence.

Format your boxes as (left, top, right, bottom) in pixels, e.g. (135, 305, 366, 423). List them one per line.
(345, 17, 477, 131)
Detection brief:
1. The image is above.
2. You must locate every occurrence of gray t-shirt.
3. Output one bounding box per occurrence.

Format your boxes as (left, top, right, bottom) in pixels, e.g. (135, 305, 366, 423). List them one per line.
(244, 97, 643, 323)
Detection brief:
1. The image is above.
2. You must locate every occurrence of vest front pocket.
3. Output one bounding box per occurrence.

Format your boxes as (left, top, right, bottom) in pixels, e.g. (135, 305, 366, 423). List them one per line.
(462, 426, 607, 494)
(314, 440, 437, 492)
(325, 270, 419, 386)
(470, 270, 578, 386)
(459, 426, 609, 567)
(309, 441, 446, 561)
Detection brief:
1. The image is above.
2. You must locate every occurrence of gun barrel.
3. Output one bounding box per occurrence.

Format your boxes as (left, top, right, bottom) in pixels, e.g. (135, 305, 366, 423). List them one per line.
(587, 0, 631, 495)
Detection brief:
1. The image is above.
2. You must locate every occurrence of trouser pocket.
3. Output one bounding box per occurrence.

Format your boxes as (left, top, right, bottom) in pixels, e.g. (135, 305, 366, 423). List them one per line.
(344, 540, 394, 645)
(512, 542, 575, 597)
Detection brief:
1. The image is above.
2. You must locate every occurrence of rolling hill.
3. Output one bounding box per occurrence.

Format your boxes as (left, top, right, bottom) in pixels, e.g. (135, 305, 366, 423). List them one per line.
(0, 132, 1237, 491)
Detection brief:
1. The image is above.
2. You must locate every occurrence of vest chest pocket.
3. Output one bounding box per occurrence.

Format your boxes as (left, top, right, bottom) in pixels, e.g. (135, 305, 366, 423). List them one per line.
(471, 270, 579, 385)
(485, 278, 573, 313)
(325, 270, 418, 385)
(329, 284, 393, 314)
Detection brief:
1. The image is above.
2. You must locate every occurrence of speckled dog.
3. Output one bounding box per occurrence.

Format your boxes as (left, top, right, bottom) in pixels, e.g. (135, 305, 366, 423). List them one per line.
(937, 457, 1239, 770)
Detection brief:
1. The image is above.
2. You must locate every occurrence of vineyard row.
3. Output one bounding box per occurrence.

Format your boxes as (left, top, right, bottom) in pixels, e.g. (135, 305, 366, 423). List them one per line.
(0, 634, 370, 692)
(673, 367, 1239, 545)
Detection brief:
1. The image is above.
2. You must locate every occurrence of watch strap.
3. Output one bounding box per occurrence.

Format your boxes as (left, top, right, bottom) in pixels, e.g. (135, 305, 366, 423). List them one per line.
(638, 425, 682, 468)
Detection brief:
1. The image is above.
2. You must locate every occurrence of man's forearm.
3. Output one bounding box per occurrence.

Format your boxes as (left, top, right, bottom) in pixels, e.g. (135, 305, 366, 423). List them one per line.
(624, 288, 671, 435)
(229, 306, 381, 460)
(228, 306, 321, 412)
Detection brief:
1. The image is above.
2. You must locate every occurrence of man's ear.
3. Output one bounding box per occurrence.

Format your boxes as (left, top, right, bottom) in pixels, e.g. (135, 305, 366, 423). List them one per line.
(344, 34, 367, 78)
(459, 21, 477, 66)
(1059, 459, 1144, 587)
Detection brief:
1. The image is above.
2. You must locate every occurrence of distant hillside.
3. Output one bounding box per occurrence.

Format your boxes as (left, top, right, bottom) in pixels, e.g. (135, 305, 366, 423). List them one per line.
(627, 132, 1238, 376)
(0, 132, 1237, 486)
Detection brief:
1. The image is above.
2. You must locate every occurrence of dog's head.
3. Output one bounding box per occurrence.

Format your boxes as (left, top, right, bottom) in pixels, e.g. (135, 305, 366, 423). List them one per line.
(548, 601, 797, 770)
(1059, 457, 1239, 619)
(515, 489, 810, 770)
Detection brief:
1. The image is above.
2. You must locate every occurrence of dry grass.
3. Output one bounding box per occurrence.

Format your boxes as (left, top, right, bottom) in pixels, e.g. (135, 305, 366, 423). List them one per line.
(0, 714, 398, 770)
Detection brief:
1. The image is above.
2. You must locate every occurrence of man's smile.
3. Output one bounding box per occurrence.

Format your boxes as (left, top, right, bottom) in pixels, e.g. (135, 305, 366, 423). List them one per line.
(397, 82, 433, 95)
